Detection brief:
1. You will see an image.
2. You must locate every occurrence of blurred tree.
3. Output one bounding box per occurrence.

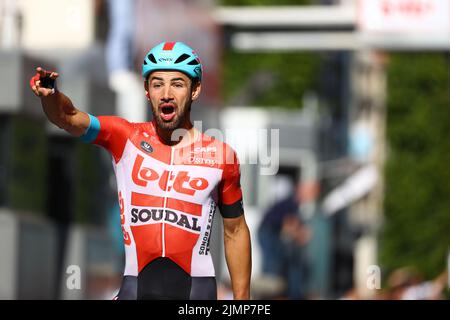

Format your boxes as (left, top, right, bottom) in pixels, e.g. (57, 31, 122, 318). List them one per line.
(75, 143, 111, 226)
(222, 51, 321, 108)
(9, 116, 47, 214)
(381, 53, 450, 279)
(220, 0, 320, 109)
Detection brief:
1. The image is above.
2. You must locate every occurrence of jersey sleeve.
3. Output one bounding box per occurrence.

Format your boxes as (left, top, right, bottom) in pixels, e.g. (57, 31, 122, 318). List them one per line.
(80, 114, 132, 163)
(218, 147, 244, 218)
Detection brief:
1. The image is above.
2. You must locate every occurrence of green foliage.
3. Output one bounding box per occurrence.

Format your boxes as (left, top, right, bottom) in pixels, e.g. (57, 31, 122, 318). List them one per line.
(222, 51, 321, 108)
(220, 0, 320, 108)
(381, 53, 450, 279)
(9, 116, 47, 214)
(74, 143, 106, 225)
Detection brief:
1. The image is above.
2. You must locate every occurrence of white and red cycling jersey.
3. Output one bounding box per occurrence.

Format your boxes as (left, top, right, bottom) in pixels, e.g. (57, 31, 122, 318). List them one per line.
(82, 115, 244, 278)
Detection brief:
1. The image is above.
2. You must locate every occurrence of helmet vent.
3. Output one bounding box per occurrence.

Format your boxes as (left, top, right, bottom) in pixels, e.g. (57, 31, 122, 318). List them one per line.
(147, 53, 157, 64)
(187, 59, 200, 65)
(174, 54, 190, 64)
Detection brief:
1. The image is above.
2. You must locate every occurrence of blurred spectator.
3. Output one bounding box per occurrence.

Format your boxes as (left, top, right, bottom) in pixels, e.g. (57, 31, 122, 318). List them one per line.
(257, 177, 312, 299)
(387, 266, 448, 300)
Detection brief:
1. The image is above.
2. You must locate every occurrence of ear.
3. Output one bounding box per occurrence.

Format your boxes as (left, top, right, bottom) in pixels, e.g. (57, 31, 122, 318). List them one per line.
(144, 81, 150, 100)
(191, 81, 201, 101)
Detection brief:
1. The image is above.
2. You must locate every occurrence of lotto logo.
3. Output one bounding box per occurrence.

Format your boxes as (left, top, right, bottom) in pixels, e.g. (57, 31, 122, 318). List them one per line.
(131, 154, 209, 195)
(118, 191, 131, 246)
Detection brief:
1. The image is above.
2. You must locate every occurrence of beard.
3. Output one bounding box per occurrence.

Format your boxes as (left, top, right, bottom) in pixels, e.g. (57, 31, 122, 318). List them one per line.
(151, 101, 191, 131)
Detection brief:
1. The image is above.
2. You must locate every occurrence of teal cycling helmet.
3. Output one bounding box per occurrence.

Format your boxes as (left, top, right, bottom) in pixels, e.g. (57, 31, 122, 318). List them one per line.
(142, 41, 202, 81)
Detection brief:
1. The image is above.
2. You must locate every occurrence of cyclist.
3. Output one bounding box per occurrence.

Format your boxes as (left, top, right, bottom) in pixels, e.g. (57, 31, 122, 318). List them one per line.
(30, 41, 251, 300)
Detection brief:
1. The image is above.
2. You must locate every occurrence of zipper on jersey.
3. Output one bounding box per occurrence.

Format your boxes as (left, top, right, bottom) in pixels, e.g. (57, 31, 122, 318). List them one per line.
(161, 147, 175, 257)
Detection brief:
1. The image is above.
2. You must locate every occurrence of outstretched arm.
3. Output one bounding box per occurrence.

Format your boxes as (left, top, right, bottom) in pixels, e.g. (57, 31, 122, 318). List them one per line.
(223, 214, 252, 300)
(30, 67, 90, 136)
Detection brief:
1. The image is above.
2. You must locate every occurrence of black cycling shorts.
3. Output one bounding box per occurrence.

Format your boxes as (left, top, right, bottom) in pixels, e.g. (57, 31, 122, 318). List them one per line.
(115, 257, 217, 300)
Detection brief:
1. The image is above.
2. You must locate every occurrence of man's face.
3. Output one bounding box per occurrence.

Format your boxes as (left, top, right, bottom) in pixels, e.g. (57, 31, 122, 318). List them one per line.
(145, 71, 201, 131)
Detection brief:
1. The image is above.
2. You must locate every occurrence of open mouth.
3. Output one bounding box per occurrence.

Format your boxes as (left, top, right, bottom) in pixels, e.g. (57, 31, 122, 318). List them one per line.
(160, 104, 176, 121)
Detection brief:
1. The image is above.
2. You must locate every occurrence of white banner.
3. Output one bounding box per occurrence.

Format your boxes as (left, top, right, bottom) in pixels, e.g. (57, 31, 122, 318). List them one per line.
(358, 0, 450, 34)
(322, 165, 378, 216)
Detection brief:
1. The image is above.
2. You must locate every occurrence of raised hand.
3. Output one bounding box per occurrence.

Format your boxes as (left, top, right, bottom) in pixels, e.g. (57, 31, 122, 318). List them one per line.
(30, 67, 59, 97)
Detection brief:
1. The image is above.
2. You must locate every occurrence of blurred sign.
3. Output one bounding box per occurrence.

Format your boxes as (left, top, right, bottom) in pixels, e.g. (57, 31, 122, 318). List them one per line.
(358, 0, 450, 34)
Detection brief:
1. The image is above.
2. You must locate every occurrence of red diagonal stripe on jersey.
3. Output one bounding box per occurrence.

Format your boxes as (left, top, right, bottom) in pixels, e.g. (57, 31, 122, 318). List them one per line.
(131, 192, 202, 216)
(131, 192, 164, 207)
(163, 42, 176, 50)
(166, 197, 202, 216)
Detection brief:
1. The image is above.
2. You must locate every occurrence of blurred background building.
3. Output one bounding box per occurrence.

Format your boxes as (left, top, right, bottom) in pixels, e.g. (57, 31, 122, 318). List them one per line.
(0, 0, 449, 299)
